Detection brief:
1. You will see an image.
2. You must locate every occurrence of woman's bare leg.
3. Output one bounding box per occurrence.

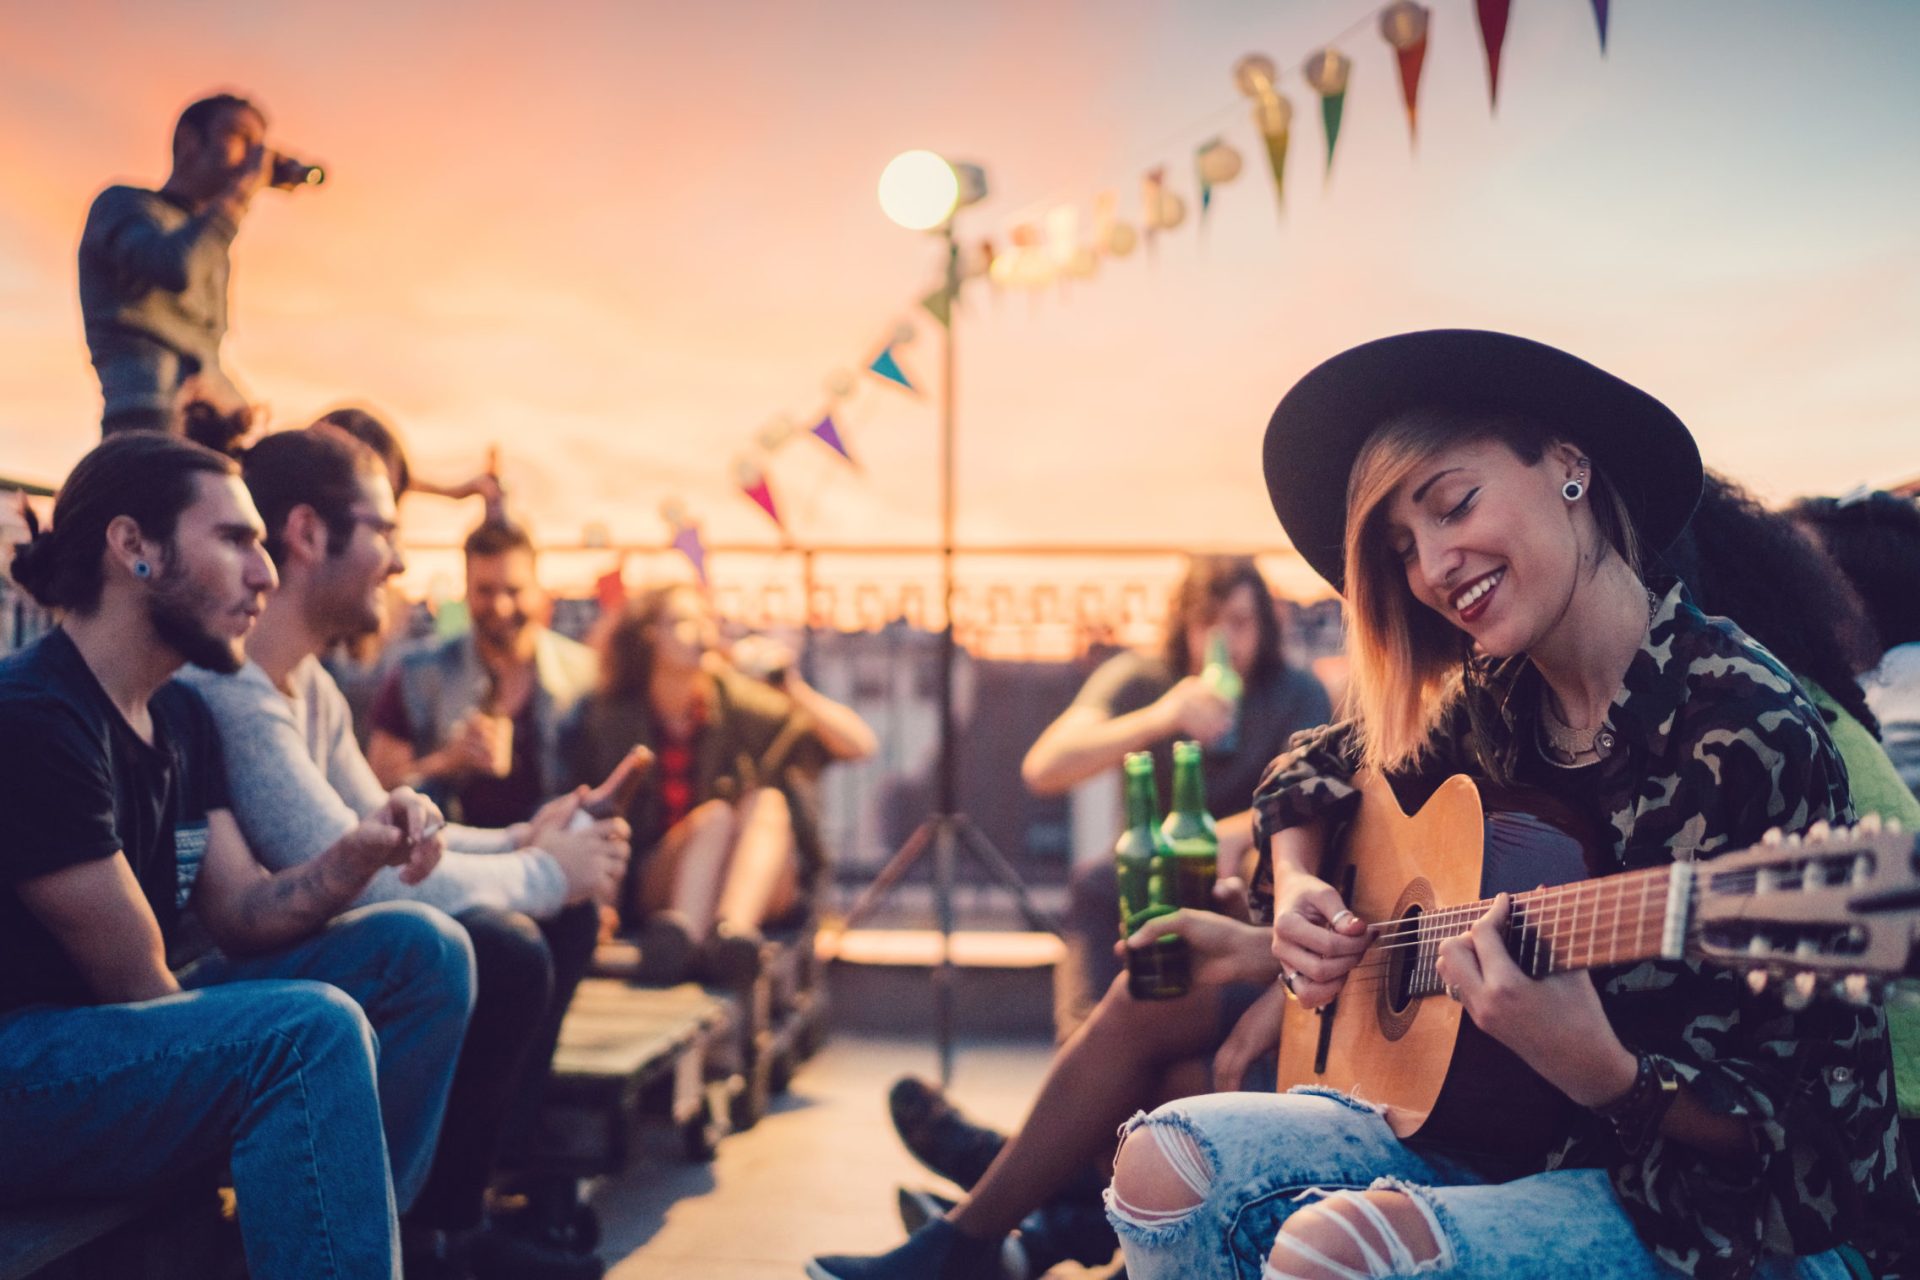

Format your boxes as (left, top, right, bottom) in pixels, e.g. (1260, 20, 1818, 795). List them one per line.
(635, 799, 737, 940)
(945, 974, 1225, 1239)
(714, 787, 800, 932)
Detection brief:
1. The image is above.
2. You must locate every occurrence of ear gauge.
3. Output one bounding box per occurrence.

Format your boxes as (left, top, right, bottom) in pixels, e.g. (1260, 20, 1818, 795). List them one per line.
(133, 560, 153, 579)
(1562, 477, 1586, 502)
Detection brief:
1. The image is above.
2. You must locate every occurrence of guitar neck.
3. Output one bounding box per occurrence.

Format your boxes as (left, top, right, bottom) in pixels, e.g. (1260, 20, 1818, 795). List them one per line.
(1397, 864, 1687, 997)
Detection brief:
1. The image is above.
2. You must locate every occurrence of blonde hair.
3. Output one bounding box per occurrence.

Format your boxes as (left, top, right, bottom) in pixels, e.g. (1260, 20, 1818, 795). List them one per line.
(1341, 410, 1641, 773)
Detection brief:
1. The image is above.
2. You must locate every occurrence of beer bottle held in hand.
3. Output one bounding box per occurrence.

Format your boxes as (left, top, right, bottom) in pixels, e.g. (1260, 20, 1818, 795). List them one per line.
(1161, 739, 1219, 911)
(1201, 629, 1242, 754)
(1118, 751, 1190, 1000)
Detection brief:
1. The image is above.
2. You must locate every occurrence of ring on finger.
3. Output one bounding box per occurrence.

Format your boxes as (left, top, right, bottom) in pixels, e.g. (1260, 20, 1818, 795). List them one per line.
(1444, 982, 1462, 1003)
(1281, 968, 1300, 995)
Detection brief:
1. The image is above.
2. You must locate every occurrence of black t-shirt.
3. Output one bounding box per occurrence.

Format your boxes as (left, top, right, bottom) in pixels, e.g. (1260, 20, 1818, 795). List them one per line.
(1070, 649, 1333, 816)
(0, 629, 229, 1013)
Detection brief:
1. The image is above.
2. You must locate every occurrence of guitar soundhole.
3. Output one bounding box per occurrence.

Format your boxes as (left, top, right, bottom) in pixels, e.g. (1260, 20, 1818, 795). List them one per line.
(1386, 906, 1421, 1015)
(1374, 878, 1436, 1043)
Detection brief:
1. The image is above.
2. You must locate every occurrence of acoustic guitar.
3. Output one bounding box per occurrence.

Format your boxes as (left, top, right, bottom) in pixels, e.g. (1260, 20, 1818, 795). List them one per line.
(1274, 772, 1920, 1167)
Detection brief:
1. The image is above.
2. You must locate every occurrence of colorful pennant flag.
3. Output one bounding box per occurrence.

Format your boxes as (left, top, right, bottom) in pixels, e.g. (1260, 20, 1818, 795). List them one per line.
(1304, 49, 1353, 174)
(1379, 2, 1431, 143)
(1234, 54, 1291, 214)
(1590, 0, 1610, 53)
(1475, 0, 1513, 111)
(734, 458, 782, 528)
(810, 413, 854, 465)
(921, 285, 952, 328)
(868, 345, 915, 393)
(671, 522, 709, 584)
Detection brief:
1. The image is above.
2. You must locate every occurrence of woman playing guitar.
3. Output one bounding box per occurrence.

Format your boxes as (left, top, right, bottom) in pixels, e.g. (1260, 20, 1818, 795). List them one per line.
(1105, 331, 1916, 1280)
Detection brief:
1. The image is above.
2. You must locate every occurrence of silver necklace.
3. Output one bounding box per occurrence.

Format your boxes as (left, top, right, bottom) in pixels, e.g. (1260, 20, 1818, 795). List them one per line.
(1535, 586, 1659, 766)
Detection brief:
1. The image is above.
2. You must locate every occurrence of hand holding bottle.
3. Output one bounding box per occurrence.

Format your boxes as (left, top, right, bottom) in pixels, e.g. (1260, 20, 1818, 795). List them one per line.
(1154, 675, 1235, 745)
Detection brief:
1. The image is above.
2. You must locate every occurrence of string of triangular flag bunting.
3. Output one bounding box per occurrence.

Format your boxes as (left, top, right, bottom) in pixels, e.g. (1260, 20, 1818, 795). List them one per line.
(659, 0, 1612, 582)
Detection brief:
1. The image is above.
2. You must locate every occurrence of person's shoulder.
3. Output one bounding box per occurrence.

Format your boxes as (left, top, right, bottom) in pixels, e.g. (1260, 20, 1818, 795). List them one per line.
(84, 184, 164, 222)
(539, 628, 598, 691)
(1672, 609, 1809, 714)
(0, 635, 98, 727)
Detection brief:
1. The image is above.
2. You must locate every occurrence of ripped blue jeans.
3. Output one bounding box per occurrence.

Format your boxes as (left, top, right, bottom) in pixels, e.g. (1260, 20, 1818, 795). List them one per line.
(1105, 1088, 1857, 1280)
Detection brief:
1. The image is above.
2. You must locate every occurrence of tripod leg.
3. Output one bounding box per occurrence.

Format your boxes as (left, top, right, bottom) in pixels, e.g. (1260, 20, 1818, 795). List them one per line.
(952, 814, 1065, 935)
(840, 820, 937, 929)
(932, 817, 957, 1088)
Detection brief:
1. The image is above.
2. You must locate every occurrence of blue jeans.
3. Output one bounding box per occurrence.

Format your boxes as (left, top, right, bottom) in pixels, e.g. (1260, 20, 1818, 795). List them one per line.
(0, 901, 474, 1280)
(1106, 1089, 1856, 1280)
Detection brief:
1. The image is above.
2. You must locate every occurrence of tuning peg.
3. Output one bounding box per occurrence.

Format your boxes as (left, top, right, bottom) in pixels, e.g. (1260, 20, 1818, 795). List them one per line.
(1834, 974, 1880, 1005)
(1781, 971, 1818, 1010)
(1804, 821, 1832, 845)
(1856, 813, 1883, 836)
(1746, 969, 1771, 996)
(1886, 819, 1905, 836)
(1761, 828, 1784, 847)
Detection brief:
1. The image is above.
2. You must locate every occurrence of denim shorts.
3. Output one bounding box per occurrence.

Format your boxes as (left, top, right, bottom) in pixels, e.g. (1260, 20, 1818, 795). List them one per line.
(1104, 1088, 1857, 1280)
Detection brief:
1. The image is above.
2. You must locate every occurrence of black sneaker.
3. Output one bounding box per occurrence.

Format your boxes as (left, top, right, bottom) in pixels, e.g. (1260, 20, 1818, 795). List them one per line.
(806, 1218, 1019, 1280)
(896, 1186, 1117, 1274)
(635, 911, 696, 985)
(887, 1077, 1007, 1191)
(466, 1222, 603, 1280)
(1017, 1200, 1120, 1272)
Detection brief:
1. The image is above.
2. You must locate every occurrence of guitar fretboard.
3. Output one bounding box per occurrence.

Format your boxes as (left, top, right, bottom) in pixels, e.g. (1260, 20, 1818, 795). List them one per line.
(1396, 866, 1678, 999)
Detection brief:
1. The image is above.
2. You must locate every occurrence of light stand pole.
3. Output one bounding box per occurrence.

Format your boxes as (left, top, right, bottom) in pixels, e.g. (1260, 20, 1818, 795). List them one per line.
(843, 153, 1060, 1086)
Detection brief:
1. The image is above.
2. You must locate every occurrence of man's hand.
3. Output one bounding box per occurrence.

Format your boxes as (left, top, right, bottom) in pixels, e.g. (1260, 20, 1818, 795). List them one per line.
(1152, 675, 1235, 745)
(1214, 981, 1287, 1091)
(542, 817, 632, 905)
(521, 787, 587, 850)
(423, 713, 501, 783)
(1269, 871, 1373, 1009)
(341, 788, 446, 886)
(1122, 910, 1276, 987)
(1435, 893, 1636, 1108)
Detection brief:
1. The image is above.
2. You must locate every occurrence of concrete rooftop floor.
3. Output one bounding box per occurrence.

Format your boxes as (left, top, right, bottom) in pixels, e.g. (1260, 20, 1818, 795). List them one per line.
(589, 1031, 1114, 1280)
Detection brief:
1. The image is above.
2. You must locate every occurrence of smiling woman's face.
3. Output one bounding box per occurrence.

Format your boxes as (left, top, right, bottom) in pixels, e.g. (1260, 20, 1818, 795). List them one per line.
(1379, 437, 1585, 659)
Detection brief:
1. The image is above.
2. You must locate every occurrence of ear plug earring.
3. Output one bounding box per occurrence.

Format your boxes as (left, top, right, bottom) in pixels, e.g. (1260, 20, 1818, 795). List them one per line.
(1562, 478, 1586, 502)
(133, 560, 152, 578)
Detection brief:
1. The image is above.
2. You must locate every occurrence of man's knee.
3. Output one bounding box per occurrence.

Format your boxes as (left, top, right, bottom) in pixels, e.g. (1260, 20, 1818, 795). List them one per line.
(273, 980, 378, 1067)
(1107, 1109, 1215, 1229)
(1268, 1190, 1444, 1280)
(458, 907, 555, 1013)
(355, 901, 478, 1011)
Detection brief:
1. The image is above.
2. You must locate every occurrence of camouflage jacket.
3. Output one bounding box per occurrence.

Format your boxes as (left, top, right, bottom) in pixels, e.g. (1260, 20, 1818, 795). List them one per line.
(1250, 584, 1918, 1279)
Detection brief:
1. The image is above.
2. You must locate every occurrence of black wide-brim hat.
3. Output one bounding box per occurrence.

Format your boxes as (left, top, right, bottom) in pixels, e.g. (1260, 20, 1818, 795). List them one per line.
(1263, 329, 1703, 593)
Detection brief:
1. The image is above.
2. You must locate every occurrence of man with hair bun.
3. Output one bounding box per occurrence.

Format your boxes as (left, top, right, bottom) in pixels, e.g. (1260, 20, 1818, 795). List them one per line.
(0, 431, 473, 1279)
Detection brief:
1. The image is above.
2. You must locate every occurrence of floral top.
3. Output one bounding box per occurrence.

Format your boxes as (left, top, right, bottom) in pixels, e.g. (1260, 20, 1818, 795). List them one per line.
(1249, 584, 1917, 1279)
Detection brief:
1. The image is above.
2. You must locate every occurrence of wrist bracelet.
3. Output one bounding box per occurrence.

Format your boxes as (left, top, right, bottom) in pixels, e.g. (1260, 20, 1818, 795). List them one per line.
(1593, 1051, 1680, 1156)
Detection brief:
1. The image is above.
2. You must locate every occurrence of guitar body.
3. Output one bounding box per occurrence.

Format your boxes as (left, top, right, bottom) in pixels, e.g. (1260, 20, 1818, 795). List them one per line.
(1275, 772, 1608, 1167)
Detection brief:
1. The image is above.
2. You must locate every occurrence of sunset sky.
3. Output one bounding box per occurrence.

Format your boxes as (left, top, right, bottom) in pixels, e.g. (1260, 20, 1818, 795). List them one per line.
(2, 0, 1915, 602)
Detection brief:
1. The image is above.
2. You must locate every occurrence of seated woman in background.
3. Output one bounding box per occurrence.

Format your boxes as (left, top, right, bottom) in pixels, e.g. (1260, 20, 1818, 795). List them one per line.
(1666, 469, 1919, 1127)
(1788, 489, 1920, 799)
(558, 584, 876, 984)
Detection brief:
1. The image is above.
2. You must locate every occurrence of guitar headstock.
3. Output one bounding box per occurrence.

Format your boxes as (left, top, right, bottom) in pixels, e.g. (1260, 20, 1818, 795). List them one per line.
(1691, 818, 1920, 1006)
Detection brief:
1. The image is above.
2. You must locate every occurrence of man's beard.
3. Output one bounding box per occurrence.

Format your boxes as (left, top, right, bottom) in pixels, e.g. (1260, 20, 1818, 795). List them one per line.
(148, 575, 243, 674)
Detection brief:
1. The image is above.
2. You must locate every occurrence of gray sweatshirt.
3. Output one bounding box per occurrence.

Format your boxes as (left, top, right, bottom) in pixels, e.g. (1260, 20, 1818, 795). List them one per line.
(182, 657, 571, 918)
(78, 185, 236, 367)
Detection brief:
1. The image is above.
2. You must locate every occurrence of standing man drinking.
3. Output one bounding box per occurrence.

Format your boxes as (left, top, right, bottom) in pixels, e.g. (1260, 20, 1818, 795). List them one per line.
(78, 92, 314, 444)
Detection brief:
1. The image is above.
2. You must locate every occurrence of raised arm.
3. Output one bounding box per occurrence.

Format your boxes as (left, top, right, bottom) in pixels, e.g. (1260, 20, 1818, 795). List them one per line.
(17, 856, 178, 1004)
(784, 671, 877, 762)
(1022, 675, 1232, 795)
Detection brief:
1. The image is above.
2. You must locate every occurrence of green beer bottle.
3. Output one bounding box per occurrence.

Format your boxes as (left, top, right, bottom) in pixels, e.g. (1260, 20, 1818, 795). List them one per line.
(1161, 739, 1219, 911)
(1201, 630, 1242, 754)
(1117, 751, 1190, 1000)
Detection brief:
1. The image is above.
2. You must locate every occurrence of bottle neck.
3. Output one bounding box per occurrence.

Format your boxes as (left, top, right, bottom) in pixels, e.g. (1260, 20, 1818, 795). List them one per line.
(1123, 769, 1160, 834)
(1171, 758, 1206, 816)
